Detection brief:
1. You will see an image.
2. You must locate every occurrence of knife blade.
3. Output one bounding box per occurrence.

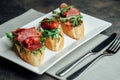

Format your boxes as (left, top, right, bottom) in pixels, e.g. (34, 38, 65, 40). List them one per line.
(56, 33, 117, 77)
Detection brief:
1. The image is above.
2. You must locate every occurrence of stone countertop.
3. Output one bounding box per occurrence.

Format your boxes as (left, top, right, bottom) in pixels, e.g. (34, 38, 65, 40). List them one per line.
(0, 0, 120, 80)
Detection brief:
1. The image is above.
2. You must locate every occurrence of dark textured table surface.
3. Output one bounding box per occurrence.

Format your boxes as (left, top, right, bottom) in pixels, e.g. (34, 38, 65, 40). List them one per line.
(0, 0, 120, 80)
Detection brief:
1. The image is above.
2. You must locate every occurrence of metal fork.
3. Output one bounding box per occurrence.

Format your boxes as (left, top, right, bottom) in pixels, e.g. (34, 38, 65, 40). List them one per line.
(67, 34, 120, 80)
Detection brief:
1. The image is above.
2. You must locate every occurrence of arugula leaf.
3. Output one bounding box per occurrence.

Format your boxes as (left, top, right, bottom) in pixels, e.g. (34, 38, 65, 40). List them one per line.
(61, 6, 73, 14)
(52, 11, 61, 21)
(20, 46, 24, 52)
(74, 15, 83, 27)
(6, 33, 14, 42)
(37, 27, 42, 32)
(33, 50, 39, 55)
(39, 46, 45, 53)
(32, 46, 46, 55)
(41, 18, 55, 23)
(60, 15, 83, 27)
(52, 11, 60, 16)
(42, 28, 62, 40)
(60, 18, 67, 23)
(40, 36, 45, 45)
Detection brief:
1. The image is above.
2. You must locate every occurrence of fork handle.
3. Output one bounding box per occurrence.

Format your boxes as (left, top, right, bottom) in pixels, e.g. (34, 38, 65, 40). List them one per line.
(56, 52, 92, 77)
(67, 54, 104, 80)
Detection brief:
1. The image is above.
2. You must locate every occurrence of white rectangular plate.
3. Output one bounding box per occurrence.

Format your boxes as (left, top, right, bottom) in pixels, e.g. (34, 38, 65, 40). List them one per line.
(0, 8, 112, 75)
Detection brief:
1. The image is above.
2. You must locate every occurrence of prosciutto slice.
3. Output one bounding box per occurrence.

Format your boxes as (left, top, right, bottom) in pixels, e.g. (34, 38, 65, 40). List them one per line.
(60, 3, 80, 17)
(66, 8, 80, 17)
(13, 27, 42, 51)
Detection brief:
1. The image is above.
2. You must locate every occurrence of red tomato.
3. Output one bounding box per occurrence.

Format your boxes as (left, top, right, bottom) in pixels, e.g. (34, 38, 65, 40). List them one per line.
(41, 18, 59, 30)
(41, 18, 50, 29)
(50, 20, 59, 29)
(41, 22, 50, 29)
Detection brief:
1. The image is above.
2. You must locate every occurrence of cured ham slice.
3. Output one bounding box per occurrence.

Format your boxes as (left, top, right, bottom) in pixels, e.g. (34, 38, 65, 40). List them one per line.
(66, 8, 80, 17)
(21, 36, 42, 51)
(60, 3, 80, 17)
(13, 27, 42, 51)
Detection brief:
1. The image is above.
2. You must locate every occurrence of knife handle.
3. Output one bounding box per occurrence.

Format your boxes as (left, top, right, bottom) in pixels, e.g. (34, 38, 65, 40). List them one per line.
(56, 51, 92, 77)
(67, 54, 104, 80)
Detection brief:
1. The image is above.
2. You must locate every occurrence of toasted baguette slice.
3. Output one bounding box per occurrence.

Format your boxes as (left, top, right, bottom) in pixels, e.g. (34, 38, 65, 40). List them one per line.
(44, 29, 64, 51)
(16, 45, 44, 66)
(61, 22, 84, 40)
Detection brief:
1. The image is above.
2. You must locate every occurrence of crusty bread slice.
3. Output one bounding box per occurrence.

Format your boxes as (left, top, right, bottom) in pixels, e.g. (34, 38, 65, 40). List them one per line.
(16, 45, 44, 66)
(44, 29, 64, 51)
(61, 22, 84, 40)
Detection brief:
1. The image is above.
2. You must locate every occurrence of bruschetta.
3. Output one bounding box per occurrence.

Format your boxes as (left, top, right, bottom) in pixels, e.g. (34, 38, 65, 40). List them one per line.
(6, 27, 45, 66)
(53, 3, 84, 40)
(40, 18, 64, 51)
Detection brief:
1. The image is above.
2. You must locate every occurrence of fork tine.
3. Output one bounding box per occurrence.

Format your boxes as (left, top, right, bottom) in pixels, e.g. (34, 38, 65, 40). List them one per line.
(108, 34, 119, 50)
(112, 34, 120, 51)
(113, 35, 120, 52)
(114, 37, 120, 52)
(107, 33, 120, 53)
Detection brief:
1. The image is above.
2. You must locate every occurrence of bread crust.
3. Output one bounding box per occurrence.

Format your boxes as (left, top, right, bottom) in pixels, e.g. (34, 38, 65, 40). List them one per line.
(16, 45, 44, 66)
(61, 22, 84, 40)
(44, 28, 64, 51)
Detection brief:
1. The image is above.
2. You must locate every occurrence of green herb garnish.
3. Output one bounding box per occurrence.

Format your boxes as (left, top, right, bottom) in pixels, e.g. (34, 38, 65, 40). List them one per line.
(41, 17, 55, 23)
(70, 15, 83, 27)
(40, 36, 45, 45)
(52, 11, 60, 16)
(6, 32, 24, 52)
(52, 11, 61, 20)
(61, 6, 73, 14)
(20, 46, 24, 52)
(60, 15, 83, 27)
(37, 27, 42, 32)
(6, 33, 14, 42)
(39, 46, 45, 53)
(42, 28, 62, 40)
(32, 46, 45, 55)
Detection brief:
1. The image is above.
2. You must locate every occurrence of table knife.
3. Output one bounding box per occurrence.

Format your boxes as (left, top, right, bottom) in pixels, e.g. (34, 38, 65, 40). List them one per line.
(56, 33, 117, 77)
